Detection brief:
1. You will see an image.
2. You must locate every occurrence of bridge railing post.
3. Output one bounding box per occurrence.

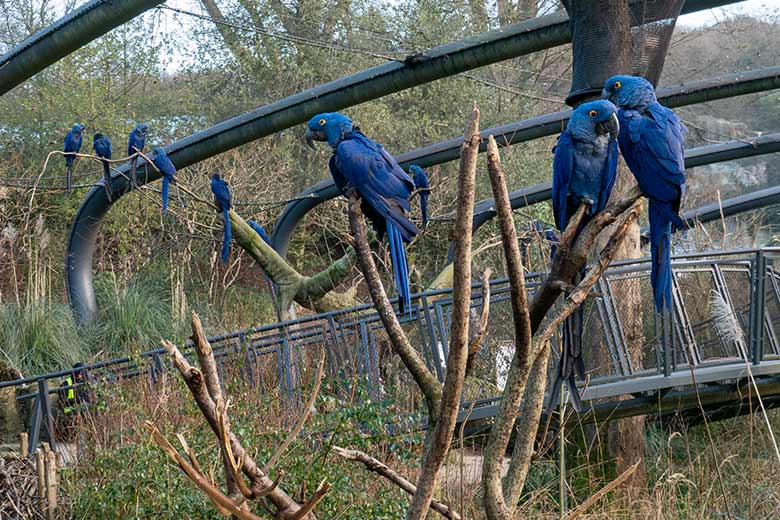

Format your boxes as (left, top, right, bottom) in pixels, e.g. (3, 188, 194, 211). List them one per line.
(749, 250, 767, 365)
(420, 294, 445, 382)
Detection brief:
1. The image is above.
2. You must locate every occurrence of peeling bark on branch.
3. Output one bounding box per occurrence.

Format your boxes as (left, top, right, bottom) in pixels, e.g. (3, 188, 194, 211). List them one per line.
(406, 105, 481, 520)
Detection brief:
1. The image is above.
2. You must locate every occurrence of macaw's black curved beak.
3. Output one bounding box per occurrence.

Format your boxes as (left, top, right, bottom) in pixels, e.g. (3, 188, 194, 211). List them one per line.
(597, 112, 620, 140)
(304, 127, 326, 150)
(601, 88, 612, 102)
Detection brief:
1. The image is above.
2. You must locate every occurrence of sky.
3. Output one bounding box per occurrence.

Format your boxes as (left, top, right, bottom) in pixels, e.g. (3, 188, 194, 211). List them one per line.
(36, 0, 780, 74)
(677, 0, 777, 27)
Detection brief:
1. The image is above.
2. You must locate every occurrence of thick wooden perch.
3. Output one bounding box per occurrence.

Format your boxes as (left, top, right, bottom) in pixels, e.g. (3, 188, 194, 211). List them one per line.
(407, 105, 481, 520)
(481, 135, 645, 520)
(229, 210, 357, 314)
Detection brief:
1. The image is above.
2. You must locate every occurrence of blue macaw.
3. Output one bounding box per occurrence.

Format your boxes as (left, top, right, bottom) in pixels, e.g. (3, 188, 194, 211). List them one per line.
(549, 99, 620, 412)
(93, 133, 113, 201)
(152, 147, 176, 213)
(248, 220, 273, 246)
(603, 75, 687, 313)
(520, 220, 559, 266)
(305, 112, 418, 314)
(409, 164, 430, 230)
(247, 219, 280, 312)
(210, 172, 232, 263)
(127, 123, 148, 188)
(63, 123, 84, 195)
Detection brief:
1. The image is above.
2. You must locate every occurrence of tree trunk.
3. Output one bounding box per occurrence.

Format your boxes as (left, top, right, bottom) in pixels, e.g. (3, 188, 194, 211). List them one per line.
(565, 0, 649, 492)
(601, 162, 647, 494)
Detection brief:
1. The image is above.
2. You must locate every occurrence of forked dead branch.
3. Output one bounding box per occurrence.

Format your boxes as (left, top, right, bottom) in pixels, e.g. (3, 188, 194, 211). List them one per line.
(147, 311, 327, 520)
(343, 107, 645, 520)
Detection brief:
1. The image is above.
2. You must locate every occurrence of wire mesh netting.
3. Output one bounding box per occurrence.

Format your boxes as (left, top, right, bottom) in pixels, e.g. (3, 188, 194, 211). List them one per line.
(566, 0, 685, 103)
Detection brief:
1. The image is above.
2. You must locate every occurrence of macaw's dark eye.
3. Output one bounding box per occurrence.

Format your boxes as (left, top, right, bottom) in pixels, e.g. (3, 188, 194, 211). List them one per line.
(318, 118, 327, 126)
(614, 81, 622, 89)
(588, 110, 598, 118)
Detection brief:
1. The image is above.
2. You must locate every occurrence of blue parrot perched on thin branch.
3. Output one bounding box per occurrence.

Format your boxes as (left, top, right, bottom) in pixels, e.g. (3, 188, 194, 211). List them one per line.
(305, 112, 418, 314)
(603, 75, 687, 313)
(127, 123, 148, 188)
(63, 123, 84, 195)
(409, 164, 430, 230)
(93, 133, 113, 201)
(549, 99, 620, 412)
(152, 147, 176, 213)
(210, 172, 232, 263)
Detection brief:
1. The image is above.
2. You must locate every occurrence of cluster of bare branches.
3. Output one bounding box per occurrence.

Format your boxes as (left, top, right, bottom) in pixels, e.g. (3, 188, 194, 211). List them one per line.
(146, 312, 328, 519)
(150, 106, 644, 519)
(337, 106, 643, 520)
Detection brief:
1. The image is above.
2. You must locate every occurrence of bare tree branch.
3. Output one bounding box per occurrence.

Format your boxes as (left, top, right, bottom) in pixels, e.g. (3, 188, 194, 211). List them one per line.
(145, 421, 267, 520)
(466, 268, 492, 376)
(331, 446, 462, 520)
(159, 315, 319, 519)
(347, 197, 442, 420)
(264, 349, 326, 474)
(482, 134, 536, 520)
(528, 186, 643, 332)
(407, 105, 481, 520)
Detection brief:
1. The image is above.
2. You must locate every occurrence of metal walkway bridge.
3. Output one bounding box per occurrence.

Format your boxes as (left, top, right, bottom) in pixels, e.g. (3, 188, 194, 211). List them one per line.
(4, 247, 780, 453)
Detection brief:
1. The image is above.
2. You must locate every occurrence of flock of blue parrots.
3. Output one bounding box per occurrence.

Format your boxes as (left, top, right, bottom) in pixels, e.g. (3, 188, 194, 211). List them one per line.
(63, 74, 686, 405)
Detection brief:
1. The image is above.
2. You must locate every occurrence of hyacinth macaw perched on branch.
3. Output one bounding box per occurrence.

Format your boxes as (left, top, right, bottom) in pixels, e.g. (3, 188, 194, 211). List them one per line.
(152, 147, 176, 213)
(305, 112, 418, 314)
(603, 75, 687, 313)
(127, 123, 148, 188)
(93, 133, 113, 201)
(210, 172, 232, 263)
(409, 164, 430, 230)
(549, 99, 620, 411)
(63, 123, 84, 195)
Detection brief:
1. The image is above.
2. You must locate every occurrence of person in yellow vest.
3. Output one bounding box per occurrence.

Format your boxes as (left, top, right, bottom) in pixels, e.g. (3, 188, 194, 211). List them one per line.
(59, 362, 92, 413)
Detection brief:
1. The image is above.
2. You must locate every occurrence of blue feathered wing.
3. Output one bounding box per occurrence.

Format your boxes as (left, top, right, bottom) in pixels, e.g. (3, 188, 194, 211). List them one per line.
(331, 134, 418, 313)
(618, 102, 687, 312)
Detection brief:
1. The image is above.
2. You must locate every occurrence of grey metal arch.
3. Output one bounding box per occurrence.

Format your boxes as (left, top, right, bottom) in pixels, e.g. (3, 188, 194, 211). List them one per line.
(683, 184, 780, 226)
(271, 66, 780, 257)
(64, 0, 736, 323)
(0, 0, 163, 95)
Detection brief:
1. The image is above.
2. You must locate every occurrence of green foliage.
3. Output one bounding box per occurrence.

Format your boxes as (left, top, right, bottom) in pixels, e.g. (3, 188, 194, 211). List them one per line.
(64, 380, 419, 519)
(93, 275, 179, 358)
(0, 301, 90, 376)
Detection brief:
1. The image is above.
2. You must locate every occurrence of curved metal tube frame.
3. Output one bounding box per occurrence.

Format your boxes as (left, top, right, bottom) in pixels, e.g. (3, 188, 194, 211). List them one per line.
(272, 66, 780, 257)
(0, 0, 163, 95)
(0, 0, 729, 322)
(60, 0, 735, 323)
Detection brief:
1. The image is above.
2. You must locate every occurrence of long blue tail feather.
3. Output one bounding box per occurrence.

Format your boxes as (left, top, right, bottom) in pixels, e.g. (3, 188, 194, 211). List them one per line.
(420, 193, 428, 229)
(649, 202, 673, 312)
(162, 178, 170, 213)
(387, 223, 411, 315)
(221, 208, 232, 263)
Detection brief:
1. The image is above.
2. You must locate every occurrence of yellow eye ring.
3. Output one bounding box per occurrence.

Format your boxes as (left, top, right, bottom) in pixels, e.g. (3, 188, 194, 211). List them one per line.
(318, 118, 326, 126)
(588, 110, 598, 118)
(614, 81, 622, 89)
